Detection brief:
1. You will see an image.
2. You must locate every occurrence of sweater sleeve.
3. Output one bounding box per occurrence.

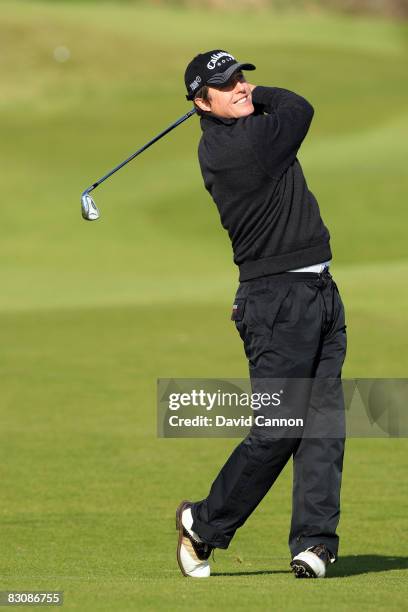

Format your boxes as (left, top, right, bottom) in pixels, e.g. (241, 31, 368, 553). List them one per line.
(245, 85, 314, 179)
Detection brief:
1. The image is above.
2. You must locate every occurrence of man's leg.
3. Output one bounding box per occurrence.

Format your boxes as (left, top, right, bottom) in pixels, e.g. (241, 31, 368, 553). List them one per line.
(191, 434, 298, 548)
(289, 277, 347, 573)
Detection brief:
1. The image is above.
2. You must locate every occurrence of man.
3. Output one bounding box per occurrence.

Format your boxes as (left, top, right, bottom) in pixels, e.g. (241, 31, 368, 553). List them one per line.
(176, 50, 347, 579)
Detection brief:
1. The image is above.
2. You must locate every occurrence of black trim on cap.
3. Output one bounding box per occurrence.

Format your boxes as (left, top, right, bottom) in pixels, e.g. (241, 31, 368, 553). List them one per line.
(206, 62, 256, 85)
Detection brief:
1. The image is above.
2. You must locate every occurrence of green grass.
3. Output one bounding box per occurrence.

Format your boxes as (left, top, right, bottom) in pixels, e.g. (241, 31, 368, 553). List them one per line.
(0, 1, 407, 609)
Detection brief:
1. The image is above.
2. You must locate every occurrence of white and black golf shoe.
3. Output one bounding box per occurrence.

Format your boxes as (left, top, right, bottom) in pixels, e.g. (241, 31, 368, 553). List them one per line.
(290, 544, 335, 578)
(176, 500, 212, 578)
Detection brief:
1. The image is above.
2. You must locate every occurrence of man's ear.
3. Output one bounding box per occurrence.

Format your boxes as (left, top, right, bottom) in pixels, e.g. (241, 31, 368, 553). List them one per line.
(194, 97, 212, 113)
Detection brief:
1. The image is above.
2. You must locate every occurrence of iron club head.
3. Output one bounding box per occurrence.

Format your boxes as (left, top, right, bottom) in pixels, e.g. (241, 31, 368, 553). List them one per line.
(81, 191, 100, 221)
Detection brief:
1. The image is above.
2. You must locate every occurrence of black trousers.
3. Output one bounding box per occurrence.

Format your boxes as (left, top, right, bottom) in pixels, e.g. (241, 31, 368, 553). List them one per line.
(191, 268, 347, 558)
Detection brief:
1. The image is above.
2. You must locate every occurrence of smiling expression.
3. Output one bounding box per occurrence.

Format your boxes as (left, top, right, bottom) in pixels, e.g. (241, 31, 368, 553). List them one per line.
(195, 71, 254, 119)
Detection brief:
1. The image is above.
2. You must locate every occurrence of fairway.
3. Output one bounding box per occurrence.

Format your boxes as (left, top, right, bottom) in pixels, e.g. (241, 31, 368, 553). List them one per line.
(1, 1, 407, 610)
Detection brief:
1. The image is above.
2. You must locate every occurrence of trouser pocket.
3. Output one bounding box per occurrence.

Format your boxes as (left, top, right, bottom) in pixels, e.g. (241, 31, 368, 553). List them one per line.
(230, 284, 294, 367)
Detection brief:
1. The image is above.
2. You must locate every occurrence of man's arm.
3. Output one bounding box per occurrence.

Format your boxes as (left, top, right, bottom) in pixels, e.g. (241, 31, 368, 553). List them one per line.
(244, 84, 314, 179)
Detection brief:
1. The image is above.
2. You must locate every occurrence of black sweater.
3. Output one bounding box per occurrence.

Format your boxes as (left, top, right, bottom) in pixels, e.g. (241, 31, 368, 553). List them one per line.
(198, 86, 332, 281)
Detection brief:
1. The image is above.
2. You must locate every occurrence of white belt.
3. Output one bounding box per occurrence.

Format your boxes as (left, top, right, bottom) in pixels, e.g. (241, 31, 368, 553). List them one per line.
(288, 260, 332, 273)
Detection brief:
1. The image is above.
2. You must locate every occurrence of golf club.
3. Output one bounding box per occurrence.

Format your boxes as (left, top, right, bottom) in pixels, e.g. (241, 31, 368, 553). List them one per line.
(81, 107, 197, 220)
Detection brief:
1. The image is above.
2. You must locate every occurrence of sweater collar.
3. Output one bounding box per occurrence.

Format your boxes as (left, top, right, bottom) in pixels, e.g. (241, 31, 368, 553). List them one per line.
(200, 112, 237, 130)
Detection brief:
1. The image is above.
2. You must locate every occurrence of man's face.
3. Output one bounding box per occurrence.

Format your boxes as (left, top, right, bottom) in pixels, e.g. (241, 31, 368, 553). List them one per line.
(197, 72, 254, 119)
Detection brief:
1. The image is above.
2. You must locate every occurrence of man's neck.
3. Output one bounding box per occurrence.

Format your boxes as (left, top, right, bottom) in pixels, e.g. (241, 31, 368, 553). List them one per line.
(200, 112, 237, 127)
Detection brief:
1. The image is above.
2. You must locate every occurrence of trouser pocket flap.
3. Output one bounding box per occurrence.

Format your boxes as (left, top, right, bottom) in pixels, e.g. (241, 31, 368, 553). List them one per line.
(231, 298, 246, 322)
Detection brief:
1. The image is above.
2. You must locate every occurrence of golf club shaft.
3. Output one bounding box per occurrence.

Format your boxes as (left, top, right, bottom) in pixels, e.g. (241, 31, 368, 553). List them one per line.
(85, 107, 197, 194)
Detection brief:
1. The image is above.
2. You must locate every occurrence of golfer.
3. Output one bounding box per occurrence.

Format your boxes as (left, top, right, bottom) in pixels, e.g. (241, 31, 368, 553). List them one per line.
(176, 50, 347, 579)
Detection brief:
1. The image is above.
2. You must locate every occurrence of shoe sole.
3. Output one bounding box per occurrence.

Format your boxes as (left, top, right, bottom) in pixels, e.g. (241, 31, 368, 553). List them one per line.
(176, 500, 191, 578)
(290, 559, 317, 578)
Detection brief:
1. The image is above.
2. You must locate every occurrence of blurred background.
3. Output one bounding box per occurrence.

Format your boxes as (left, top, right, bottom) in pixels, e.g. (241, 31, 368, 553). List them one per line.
(1, 0, 407, 609)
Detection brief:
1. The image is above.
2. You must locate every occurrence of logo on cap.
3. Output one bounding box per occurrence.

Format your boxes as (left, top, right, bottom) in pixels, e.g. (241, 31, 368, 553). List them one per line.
(207, 52, 235, 70)
(189, 75, 202, 93)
